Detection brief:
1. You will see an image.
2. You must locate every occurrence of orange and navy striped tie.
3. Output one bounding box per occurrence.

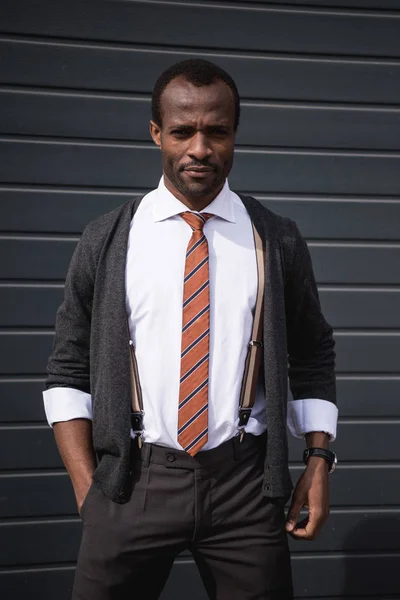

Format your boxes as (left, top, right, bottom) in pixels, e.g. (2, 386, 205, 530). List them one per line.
(178, 212, 213, 456)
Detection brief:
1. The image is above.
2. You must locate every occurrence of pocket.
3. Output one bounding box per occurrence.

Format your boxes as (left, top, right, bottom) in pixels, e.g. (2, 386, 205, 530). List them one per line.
(79, 481, 96, 520)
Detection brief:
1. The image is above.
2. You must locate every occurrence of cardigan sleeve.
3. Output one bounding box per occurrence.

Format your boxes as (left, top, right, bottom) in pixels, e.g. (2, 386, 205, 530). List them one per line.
(44, 222, 98, 394)
(284, 220, 337, 407)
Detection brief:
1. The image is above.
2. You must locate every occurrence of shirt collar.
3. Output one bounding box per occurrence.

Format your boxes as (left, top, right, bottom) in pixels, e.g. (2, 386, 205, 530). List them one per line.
(152, 176, 236, 224)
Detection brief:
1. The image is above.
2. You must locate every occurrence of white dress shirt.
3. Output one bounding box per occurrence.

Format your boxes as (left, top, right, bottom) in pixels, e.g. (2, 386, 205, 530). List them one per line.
(44, 178, 338, 447)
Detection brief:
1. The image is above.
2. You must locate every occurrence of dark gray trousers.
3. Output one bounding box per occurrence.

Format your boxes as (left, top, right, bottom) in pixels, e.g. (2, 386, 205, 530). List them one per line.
(72, 433, 293, 600)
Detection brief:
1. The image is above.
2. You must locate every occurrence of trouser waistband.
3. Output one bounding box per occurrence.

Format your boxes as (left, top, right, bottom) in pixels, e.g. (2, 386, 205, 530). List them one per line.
(131, 431, 267, 470)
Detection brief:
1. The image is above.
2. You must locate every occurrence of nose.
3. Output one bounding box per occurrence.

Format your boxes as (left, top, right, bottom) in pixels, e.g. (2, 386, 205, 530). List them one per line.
(188, 132, 212, 161)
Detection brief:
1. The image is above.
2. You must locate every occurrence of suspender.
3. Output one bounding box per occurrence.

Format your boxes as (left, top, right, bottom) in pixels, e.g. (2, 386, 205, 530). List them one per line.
(237, 223, 265, 441)
(128, 338, 145, 448)
(127, 221, 265, 447)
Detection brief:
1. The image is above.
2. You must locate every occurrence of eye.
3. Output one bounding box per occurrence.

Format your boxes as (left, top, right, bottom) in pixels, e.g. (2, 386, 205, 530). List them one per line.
(209, 127, 229, 137)
(171, 128, 192, 138)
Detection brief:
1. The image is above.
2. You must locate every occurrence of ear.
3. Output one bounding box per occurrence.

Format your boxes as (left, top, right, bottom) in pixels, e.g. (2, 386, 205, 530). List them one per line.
(150, 120, 162, 148)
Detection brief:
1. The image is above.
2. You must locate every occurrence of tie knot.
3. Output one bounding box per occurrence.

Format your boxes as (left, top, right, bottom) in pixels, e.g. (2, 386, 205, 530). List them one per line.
(180, 212, 213, 231)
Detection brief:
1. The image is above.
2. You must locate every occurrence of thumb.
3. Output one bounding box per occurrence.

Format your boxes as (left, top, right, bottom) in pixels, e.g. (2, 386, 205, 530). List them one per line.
(286, 499, 302, 532)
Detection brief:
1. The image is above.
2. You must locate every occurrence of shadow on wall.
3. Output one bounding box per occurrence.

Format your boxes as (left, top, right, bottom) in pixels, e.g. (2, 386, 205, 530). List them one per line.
(342, 514, 400, 598)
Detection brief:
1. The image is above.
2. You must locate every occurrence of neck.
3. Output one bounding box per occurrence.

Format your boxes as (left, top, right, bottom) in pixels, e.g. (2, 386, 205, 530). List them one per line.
(163, 177, 224, 212)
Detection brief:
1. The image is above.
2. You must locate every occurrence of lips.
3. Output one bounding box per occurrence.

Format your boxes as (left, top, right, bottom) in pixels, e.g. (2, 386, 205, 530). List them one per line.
(183, 168, 214, 179)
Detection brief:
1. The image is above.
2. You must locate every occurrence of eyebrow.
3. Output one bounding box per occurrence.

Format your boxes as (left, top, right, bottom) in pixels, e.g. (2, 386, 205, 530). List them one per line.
(168, 123, 231, 131)
(168, 124, 193, 130)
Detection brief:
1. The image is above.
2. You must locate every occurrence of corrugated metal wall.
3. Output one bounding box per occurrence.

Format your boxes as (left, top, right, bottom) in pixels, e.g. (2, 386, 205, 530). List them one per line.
(1, 1, 400, 598)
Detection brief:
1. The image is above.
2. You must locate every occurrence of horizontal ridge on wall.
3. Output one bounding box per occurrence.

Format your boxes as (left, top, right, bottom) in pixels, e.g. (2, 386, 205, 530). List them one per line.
(1, 139, 400, 195)
(1, 0, 400, 58)
(1, 376, 400, 423)
(0, 331, 400, 373)
(1, 230, 400, 282)
(1, 186, 400, 239)
(0, 467, 399, 519)
(2, 421, 400, 470)
(2, 285, 400, 328)
(2, 88, 400, 151)
(242, 0, 400, 9)
(2, 37, 400, 103)
(1, 509, 400, 568)
(0, 0, 400, 56)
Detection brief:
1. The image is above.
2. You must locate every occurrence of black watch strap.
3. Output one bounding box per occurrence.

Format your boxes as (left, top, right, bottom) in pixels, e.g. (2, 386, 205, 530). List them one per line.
(303, 447, 337, 473)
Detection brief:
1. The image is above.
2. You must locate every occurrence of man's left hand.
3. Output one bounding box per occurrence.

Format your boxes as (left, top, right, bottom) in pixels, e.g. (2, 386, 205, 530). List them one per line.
(285, 457, 330, 540)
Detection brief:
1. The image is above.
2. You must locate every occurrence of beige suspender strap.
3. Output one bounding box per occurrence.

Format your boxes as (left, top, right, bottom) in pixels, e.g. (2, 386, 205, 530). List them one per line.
(129, 339, 143, 413)
(238, 223, 265, 440)
(128, 335, 145, 447)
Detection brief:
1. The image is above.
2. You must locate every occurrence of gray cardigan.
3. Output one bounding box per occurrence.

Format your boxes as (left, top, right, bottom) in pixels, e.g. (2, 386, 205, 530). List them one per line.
(46, 193, 336, 503)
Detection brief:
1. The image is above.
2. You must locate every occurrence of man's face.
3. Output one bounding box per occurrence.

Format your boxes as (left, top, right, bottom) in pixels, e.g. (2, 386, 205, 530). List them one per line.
(150, 76, 236, 207)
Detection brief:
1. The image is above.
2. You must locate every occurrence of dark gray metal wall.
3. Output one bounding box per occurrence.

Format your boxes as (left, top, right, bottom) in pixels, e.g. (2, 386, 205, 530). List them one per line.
(1, 1, 400, 598)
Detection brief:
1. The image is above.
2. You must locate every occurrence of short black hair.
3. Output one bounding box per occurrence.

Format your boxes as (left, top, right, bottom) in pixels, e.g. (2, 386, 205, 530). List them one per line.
(151, 59, 240, 131)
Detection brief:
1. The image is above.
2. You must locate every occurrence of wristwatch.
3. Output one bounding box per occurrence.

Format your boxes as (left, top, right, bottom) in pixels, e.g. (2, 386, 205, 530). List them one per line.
(303, 447, 337, 473)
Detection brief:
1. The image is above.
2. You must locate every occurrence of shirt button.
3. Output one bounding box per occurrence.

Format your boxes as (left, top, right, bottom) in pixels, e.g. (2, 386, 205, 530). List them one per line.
(167, 453, 176, 463)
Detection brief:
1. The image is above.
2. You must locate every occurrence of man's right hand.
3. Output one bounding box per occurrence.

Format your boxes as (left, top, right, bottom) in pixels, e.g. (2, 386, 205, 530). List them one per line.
(75, 477, 94, 515)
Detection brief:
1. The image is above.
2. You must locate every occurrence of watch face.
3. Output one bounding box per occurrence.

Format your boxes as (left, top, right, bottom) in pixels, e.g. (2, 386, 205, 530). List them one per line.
(330, 454, 338, 473)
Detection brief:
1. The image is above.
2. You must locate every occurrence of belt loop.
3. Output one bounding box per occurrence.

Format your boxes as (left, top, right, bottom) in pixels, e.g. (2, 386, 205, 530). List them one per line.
(141, 442, 151, 467)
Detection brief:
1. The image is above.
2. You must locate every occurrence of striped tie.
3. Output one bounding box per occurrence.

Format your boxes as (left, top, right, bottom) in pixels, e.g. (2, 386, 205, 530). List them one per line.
(178, 212, 213, 456)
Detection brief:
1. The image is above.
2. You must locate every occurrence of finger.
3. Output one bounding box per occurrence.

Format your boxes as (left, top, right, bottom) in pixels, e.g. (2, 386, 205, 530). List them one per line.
(285, 500, 304, 532)
(290, 527, 312, 540)
(287, 517, 311, 540)
(292, 511, 324, 541)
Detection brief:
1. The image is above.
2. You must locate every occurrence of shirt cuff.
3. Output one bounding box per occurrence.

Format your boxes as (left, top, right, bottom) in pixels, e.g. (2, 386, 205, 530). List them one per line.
(43, 387, 93, 426)
(287, 398, 338, 441)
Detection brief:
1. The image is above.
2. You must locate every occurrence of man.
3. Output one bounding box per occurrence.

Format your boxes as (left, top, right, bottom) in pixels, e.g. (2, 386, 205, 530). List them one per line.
(43, 59, 338, 600)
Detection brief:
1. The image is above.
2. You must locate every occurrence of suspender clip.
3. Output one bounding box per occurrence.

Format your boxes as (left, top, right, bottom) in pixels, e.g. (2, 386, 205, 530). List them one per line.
(238, 408, 252, 443)
(238, 408, 252, 442)
(238, 407, 252, 428)
(249, 340, 263, 348)
(131, 411, 144, 433)
(131, 411, 144, 448)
